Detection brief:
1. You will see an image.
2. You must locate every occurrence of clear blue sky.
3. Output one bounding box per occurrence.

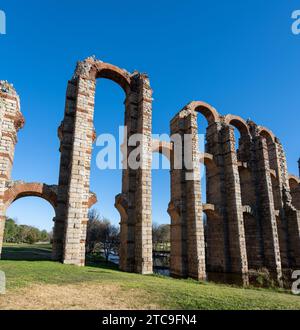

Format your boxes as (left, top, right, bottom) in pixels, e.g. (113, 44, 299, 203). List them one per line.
(1, 1, 299, 231)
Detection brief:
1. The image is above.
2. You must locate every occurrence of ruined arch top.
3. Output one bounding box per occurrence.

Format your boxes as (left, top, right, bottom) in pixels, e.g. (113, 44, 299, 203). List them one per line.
(258, 126, 276, 144)
(187, 101, 220, 125)
(2, 181, 97, 211)
(73, 56, 133, 94)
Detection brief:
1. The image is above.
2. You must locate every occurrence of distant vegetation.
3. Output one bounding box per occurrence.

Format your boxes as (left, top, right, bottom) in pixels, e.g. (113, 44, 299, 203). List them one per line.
(4, 218, 51, 244)
(86, 209, 120, 262)
(152, 223, 170, 251)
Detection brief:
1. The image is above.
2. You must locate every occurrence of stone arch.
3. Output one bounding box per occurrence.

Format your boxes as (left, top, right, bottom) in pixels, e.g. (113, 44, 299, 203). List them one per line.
(75, 57, 132, 94)
(258, 126, 276, 144)
(57, 57, 153, 273)
(3, 181, 97, 212)
(188, 101, 220, 126)
(2, 182, 59, 261)
(3, 182, 58, 211)
(289, 175, 300, 210)
(258, 126, 277, 171)
(224, 115, 251, 162)
(224, 114, 250, 138)
(289, 175, 300, 185)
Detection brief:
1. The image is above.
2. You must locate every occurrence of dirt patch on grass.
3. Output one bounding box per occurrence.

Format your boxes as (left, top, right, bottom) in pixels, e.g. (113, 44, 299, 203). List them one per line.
(0, 283, 160, 310)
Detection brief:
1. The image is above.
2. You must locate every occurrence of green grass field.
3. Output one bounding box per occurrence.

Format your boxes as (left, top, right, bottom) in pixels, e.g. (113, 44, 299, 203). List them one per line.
(0, 243, 300, 310)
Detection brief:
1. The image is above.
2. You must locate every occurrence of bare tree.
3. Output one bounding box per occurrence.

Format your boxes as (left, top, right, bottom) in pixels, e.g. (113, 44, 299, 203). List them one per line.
(86, 209, 120, 262)
(100, 218, 120, 262)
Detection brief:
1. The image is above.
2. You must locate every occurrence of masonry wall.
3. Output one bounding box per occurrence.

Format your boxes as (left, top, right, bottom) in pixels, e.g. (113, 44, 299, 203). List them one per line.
(0, 81, 24, 257)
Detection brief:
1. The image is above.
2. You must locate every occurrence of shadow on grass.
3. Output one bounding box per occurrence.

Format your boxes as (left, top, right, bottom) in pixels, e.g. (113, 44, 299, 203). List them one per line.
(85, 253, 119, 271)
(2, 245, 53, 261)
(2, 245, 120, 272)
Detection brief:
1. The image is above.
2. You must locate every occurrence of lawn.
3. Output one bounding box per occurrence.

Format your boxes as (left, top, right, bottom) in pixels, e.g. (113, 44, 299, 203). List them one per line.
(0, 244, 300, 310)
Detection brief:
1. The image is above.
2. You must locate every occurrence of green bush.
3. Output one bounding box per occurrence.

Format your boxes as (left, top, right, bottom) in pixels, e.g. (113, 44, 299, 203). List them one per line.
(4, 218, 50, 244)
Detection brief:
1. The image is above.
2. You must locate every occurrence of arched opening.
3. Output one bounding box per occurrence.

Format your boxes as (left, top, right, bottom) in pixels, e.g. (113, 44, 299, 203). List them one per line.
(92, 79, 125, 223)
(259, 128, 277, 171)
(224, 115, 251, 162)
(194, 102, 221, 208)
(88, 77, 125, 265)
(191, 102, 228, 277)
(2, 196, 55, 261)
(60, 58, 153, 271)
(152, 148, 171, 276)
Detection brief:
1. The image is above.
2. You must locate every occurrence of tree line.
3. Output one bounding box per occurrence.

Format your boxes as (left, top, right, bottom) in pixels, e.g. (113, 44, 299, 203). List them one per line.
(4, 212, 171, 261)
(4, 218, 51, 244)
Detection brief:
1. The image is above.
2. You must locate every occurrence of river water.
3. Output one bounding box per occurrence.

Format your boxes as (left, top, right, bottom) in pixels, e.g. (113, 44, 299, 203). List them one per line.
(107, 254, 170, 276)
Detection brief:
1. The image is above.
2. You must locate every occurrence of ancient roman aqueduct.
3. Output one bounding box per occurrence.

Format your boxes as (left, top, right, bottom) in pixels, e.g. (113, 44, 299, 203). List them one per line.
(0, 56, 299, 285)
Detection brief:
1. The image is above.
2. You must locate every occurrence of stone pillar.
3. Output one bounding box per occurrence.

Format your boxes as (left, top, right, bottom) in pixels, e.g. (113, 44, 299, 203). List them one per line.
(169, 113, 186, 277)
(276, 141, 300, 270)
(169, 109, 206, 280)
(58, 58, 153, 272)
(220, 125, 248, 282)
(118, 88, 139, 272)
(286, 208, 300, 269)
(205, 122, 230, 274)
(52, 80, 78, 261)
(62, 75, 96, 266)
(0, 81, 24, 257)
(133, 74, 153, 274)
(252, 135, 282, 282)
(184, 111, 206, 280)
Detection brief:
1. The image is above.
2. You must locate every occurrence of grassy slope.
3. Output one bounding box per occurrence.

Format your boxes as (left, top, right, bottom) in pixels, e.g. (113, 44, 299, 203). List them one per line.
(0, 244, 300, 310)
